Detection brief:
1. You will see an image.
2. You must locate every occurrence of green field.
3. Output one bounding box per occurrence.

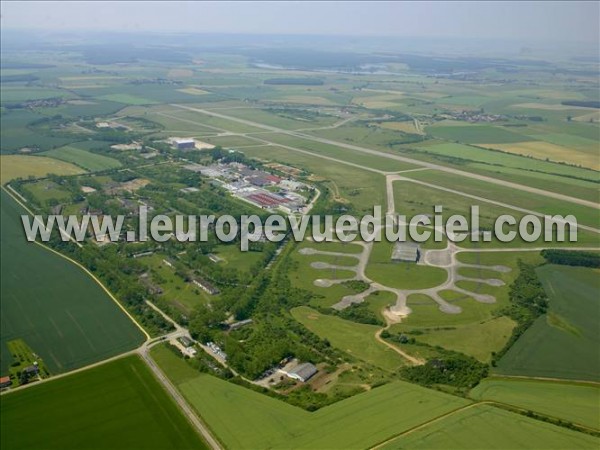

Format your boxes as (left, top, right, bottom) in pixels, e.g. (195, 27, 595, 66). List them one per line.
(289, 242, 365, 308)
(0, 155, 84, 183)
(471, 379, 600, 429)
(406, 170, 600, 230)
(2, 42, 600, 450)
(365, 240, 448, 289)
(399, 171, 600, 241)
(407, 316, 515, 362)
(151, 344, 469, 450)
(0, 110, 76, 153)
(413, 142, 598, 181)
(140, 254, 211, 314)
(42, 145, 122, 171)
(0, 356, 207, 450)
(381, 404, 599, 449)
(495, 265, 600, 381)
(291, 306, 405, 371)
(210, 244, 265, 272)
(256, 132, 420, 173)
(427, 123, 534, 143)
(205, 106, 339, 131)
(22, 180, 73, 203)
(0, 86, 72, 103)
(387, 251, 544, 361)
(0, 190, 145, 374)
(97, 93, 161, 105)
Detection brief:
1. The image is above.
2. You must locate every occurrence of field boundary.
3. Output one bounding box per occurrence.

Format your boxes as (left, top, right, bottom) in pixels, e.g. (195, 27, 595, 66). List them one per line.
(487, 374, 600, 387)
(0, 350, 135, 396)
(370, 399, 599, 449)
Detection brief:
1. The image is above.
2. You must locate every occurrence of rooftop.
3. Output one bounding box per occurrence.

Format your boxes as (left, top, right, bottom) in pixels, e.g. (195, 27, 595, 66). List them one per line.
(391, 242, 420, 262)
(287, 362, 317, 381)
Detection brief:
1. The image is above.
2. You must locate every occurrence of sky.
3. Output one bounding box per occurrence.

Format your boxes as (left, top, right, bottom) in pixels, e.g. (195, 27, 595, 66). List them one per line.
(1, 1, 598, 43)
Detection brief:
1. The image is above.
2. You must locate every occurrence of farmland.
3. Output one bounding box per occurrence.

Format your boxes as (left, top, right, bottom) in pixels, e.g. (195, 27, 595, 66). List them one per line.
(470, 379, 600, 429)
(0, 190, 145, 374)
(151, 344, 469, 450)
(380, 404, 600, 449)
(426, 123, 535, 143)
(412, 141, 598, 181)
(0, 356, 207, 450)
(42, 145, 122, 171)
(1, 25, 599, 450)
(495, 265, 600, 381)
(0, 155, 84, 183)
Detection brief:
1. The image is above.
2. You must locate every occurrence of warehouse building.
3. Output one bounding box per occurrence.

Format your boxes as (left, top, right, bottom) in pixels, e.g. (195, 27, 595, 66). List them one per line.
(171, 137, 196, 150)
(283, 362, 317, 382)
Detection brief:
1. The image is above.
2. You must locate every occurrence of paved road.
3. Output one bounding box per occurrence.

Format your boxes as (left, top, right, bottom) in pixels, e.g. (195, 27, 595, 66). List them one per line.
(0, 350, 138, 395)
(2, 301, 223, 450)
(138, 346, 223, 450)
(142, 301, 223, 448)
(171, 104, 599, 210)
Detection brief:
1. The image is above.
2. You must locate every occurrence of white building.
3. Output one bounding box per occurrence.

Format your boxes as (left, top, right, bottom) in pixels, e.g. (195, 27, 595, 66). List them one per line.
(171, 137, 196, 150)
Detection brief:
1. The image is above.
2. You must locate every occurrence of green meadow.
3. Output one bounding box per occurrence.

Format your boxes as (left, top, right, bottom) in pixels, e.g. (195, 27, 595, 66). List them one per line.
(291, 306, 404, 371)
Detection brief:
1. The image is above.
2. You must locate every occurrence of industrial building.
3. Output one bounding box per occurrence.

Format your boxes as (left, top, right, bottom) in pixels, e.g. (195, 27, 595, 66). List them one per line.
(171, 137, 196, 150)
(391, 242, 420, 263)
(283, 362, 317, 382)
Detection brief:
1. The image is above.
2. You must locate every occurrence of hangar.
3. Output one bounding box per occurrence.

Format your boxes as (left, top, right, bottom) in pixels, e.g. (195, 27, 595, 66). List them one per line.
(391, 242, 420, 263)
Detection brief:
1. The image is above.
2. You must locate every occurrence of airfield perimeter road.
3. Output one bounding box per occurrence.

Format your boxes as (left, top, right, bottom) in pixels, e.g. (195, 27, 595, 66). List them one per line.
(171, 104, 599, 210)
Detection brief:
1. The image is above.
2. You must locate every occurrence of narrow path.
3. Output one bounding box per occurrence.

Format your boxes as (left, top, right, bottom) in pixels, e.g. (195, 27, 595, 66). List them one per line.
(374, 327, 425, 365)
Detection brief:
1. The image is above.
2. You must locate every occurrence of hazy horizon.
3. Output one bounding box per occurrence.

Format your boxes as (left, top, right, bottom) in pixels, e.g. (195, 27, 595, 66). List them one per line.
(1, 1, 598, 44)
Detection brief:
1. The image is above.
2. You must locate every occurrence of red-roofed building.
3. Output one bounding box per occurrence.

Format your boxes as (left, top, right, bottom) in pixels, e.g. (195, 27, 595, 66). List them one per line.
(0, 376, 11, 388)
